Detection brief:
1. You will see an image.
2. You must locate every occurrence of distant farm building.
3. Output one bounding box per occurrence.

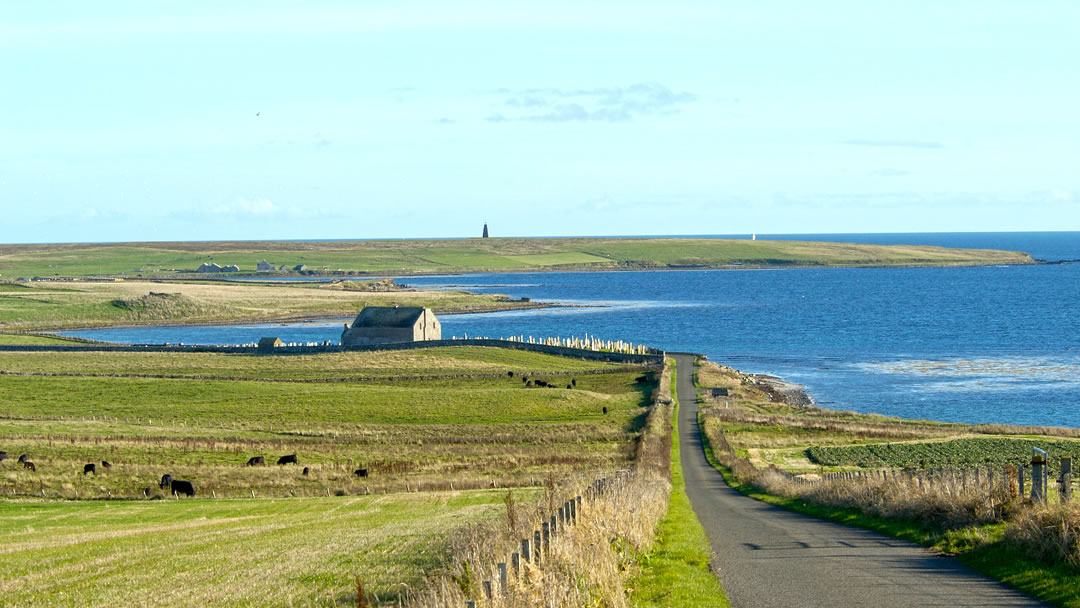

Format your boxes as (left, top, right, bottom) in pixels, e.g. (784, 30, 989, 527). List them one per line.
(293, 264, 309, 272)
(340, 306, 441, 346)
(256, 260, 275, 272)
(196, 263, 239, 273)
(257, 337, 284, 353)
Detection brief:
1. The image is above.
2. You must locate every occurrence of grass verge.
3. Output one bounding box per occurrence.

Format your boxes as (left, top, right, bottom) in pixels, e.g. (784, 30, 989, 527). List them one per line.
(697, 412, 1080, 608)
(631, 363, 729, 608)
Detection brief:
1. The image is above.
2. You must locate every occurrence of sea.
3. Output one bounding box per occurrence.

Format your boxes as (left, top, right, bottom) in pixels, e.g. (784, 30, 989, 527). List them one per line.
(61, 232, 1080, 429)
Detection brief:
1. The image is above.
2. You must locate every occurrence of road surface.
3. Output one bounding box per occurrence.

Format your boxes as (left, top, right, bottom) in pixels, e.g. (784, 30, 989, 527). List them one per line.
(672, 353, 1045, 608)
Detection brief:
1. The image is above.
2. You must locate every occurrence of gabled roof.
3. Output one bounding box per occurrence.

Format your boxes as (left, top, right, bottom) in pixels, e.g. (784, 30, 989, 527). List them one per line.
(350, 306, 427, 328)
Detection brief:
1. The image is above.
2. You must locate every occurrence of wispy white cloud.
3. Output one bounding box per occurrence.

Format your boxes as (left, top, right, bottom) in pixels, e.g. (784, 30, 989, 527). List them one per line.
(491, 83, 697, 123)
(212, 197, 280, 217)
(843, 139, 944, 149)
(869, 168, 911, 177)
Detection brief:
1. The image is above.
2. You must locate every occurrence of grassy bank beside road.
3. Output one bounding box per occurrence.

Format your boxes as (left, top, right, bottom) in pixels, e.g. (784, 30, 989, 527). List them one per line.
(0, 236, 1036, 278)
(631, 362, 729, 608)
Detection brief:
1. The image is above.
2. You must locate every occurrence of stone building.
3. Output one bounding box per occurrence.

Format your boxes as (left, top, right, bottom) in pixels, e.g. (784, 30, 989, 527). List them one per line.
(256, 260, 275, 272)
(340, 306, 441, 346)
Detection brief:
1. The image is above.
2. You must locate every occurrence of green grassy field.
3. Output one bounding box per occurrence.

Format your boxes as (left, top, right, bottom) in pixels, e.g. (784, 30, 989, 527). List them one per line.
(0, 237, 1035, 278)
(0, 278, 536, 330)
(0, 347, 653, 500)
(0, 491, 510, 606)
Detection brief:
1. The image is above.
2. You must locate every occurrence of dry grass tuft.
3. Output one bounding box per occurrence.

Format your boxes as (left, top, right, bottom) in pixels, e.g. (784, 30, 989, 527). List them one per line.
(1005, 502, 1080, 566)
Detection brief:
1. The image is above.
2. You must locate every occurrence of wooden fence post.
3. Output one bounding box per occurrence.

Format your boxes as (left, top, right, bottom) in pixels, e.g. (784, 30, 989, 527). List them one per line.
(498, 562, 508, 595)
(512, 552, 521, 578)
(534, 530, 542, 564)
(1061, 457, 1073, 500)
(1032, 449, 1047, 502)
(542, 522, 550, 553)
(482, 580, 492, 600)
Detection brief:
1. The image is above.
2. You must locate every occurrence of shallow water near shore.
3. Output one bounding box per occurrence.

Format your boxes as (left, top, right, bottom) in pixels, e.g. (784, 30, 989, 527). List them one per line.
(62, 232, 1080, 428)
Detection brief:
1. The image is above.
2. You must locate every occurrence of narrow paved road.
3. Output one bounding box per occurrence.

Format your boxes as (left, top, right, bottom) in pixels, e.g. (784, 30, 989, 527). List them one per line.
(671, 353, 1045, 608)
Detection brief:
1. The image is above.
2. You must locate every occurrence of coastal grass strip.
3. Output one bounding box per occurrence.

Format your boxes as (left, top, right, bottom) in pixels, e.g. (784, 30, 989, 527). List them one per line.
(697, 412, 1080, 608)
(631, 363, 730, 608)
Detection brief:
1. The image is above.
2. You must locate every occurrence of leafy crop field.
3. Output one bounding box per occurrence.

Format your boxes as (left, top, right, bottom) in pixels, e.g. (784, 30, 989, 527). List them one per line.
(807, 437, 1080, 474)
(0, 491, 508, 606)
(0, 347, 654, 500)
(0, 237, 1034, 279)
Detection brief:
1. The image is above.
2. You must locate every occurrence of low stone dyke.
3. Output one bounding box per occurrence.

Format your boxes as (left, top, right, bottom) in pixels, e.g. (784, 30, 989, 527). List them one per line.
(0, 338, 665, 366)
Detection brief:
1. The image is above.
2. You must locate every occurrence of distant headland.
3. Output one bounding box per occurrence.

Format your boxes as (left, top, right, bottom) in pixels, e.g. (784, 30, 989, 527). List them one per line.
(0, 236, 1036, 280)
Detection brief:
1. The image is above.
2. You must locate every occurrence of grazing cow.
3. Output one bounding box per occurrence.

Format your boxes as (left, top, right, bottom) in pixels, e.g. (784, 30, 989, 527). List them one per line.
(277, 454, 298, 465)
(170, 480, 195, 497)
(18, 454, 28, 464)
(159, 474, 173, 490)
(602, 406, 608, 415)
(245, 456, 265, 466)
(0, 451, 6, 462)
(535, 380, 548, 388)
(571, 378, 576, 387)
(83, 463, 97, 475)
(522, 377, 528, 384)
(302, 467, 310, 476)
(507, 371, 514, 378)
(566, 384, 572, 389)
(525, 380, 533, 387)
(143, 487, 152, 497)
(101, 460, 112, 468)
(354, 468, 368, 478)
(23, 461, 36, 472)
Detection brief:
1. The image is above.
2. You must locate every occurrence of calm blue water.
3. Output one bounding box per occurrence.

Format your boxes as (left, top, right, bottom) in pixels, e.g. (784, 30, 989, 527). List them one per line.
(62, 233, 1080, 428)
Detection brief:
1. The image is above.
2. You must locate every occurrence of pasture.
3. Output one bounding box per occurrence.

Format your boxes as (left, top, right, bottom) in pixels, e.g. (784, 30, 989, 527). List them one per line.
(0, 491, 510, 606)
(0, 279, 535, 330)
(0, 237, 1034, 279)
(0, 347, 654, 499)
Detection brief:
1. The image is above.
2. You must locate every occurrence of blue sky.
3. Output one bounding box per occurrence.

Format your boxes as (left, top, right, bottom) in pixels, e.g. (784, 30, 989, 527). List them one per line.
(1, 1, 1077, 243)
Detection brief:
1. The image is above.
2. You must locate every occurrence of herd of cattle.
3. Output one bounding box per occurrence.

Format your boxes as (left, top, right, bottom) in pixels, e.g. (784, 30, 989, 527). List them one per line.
(1, 450, 371, 498)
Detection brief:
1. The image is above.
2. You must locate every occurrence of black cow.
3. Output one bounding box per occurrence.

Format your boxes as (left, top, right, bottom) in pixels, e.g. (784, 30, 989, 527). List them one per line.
(525, 380, 533, 387)
(18, 454, 28, 464)
(354, 468, 368, 478)
(522, 377, 528, 384)
(566, 384, 572, 389)
(101, 460, 112, 468)
(170, 480, 195, 497)
(0, 451, 6, 462)
(143, 487, 152, 498)
(302, 467, 310, 476)
(23, 461, 36, 472)
(571, 378, 576, 387)
(602, 406, 608, 415)
(277, 454, 298, 465)
(83, 463, 97, 475)
(535, 380, 548, 388)
(159, 474, 173, 489)
(246, 456, 265, 466)
(507, 371, 514, 378)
